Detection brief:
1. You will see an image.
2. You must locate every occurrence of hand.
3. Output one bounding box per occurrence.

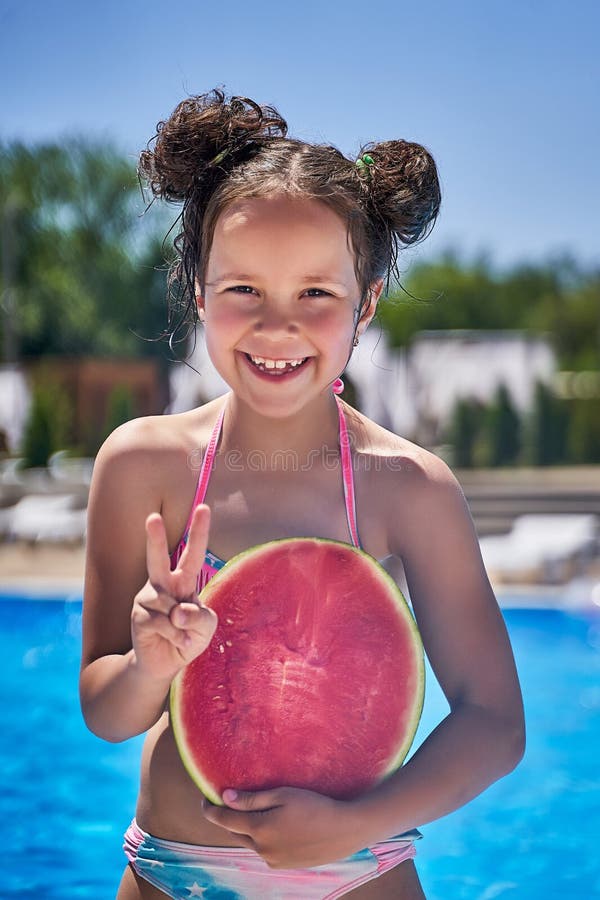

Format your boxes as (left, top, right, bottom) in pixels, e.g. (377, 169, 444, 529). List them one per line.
(131, 504, 218, 683)
(202, 786, 365, 869)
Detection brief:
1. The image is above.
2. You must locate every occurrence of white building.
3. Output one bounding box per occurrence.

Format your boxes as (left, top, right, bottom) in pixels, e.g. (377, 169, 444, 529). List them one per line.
(400, 329, 557, 444)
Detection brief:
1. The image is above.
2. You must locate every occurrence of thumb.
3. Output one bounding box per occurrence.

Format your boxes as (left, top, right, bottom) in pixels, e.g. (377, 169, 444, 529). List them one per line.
(222, 788, 280, 810)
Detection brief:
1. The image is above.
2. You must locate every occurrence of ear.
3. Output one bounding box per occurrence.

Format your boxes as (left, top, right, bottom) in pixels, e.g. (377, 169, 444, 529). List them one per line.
(356, 278, 384, 336)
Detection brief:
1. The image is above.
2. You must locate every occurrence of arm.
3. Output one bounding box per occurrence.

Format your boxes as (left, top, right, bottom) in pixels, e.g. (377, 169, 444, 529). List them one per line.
(79, 421, 216, 743)
(354, 454, 525, 842)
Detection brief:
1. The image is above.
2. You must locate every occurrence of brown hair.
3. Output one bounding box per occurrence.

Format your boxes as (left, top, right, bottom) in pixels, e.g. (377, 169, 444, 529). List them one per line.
(139, 89, 441, 350)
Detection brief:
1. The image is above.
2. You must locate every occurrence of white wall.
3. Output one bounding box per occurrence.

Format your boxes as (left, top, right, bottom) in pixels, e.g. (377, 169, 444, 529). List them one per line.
(0, 365, 30, 452)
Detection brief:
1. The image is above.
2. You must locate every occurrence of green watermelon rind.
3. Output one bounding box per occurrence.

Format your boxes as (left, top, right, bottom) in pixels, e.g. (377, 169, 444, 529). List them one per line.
(170, 536, 425, 807)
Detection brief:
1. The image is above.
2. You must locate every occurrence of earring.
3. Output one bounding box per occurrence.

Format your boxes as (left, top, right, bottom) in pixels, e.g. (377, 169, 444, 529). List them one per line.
(353, 335, 359, 347)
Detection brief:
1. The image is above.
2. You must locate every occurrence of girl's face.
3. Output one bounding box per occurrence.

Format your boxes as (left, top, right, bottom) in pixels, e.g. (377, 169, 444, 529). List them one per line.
(198, 195, 381, 416)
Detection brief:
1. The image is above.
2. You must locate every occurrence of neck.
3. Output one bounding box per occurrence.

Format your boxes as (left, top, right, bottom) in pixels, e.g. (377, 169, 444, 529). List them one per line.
(221, 391, 343, 473)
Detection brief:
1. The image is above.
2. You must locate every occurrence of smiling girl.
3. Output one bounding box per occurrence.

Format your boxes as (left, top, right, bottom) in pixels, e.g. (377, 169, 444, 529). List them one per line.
(79, 90, 525, 899)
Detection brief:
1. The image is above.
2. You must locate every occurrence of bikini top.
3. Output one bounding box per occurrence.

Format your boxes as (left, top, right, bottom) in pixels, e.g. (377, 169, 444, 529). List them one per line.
(169, 378, 362, 592)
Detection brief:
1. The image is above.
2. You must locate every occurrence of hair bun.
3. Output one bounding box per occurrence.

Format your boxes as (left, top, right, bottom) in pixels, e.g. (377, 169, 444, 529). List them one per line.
(359, 139, 441, 247)
(138, 89, 288, 202)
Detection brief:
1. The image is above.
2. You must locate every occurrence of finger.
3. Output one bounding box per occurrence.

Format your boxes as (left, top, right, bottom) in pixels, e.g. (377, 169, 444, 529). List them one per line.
(133, 607, 192, 650)
(226, 833, 256, 851)
(201, 799, 262, 838)
(136, 588, 180, 617)
(198, 805, 256, 850)
(220, 789, 282, 811)
(145, 513, 172, 590)
(176, 504, 211, 585)
(170, 602, 218, 636)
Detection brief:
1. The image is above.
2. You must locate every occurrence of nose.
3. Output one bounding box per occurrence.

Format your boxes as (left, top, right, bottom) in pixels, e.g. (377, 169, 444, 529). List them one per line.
(252, 301, 300, 340)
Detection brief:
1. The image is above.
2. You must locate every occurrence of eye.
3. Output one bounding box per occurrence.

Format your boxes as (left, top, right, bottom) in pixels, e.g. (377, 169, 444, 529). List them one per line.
(228, 285, 256, 295)
(305, 288, 332, 297)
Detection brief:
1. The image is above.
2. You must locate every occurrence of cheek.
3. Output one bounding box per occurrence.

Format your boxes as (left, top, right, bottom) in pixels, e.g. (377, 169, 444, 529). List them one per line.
(313, 307, 356, 345)
(206, 302, 248, 335)
(303, 303, 354, 330)
(203, 306, 239, 364)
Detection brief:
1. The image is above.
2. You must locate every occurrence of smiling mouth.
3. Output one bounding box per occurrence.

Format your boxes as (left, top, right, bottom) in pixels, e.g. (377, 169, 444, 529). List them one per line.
(244, 353, 310, 378)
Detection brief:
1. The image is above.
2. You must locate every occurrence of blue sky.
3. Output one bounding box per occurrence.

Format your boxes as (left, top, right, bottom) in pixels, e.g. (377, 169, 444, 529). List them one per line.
(1, 0, 598, 270)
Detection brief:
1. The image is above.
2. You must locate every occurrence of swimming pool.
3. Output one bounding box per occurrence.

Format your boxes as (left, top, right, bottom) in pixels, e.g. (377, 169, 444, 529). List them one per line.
(1, 594, 598, 899)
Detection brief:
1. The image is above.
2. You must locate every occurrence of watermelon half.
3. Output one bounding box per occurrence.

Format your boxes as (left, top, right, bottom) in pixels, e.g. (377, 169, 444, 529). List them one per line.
(170, 538, 424, 805)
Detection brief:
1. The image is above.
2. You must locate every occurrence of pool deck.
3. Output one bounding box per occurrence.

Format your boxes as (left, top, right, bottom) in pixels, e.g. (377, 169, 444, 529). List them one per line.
(0, 541, 86, 598)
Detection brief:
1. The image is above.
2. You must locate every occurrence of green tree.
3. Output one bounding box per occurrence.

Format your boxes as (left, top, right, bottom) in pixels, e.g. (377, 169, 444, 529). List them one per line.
(0, 139, 171, 362)
(21, 380, 72, 468)
(481, 385, 521, 467)
(446, 397, 482, 468)
(377, 250, 599, 373)
(102, 384, 134, 442)
(567, 398, 600, 463)
(522, 380, 568, 465)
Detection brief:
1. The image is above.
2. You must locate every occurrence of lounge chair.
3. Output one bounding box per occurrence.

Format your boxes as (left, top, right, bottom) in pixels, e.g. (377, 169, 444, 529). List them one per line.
(479, 513, 599, 584)
(6, 494, 87, 544)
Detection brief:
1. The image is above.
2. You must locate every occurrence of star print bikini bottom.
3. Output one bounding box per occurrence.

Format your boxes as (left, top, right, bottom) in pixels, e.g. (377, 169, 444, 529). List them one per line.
(123, 818, 422, 899)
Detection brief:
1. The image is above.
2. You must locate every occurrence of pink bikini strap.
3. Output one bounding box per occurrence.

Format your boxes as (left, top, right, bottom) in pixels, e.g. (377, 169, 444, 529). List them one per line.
(334, 395, 361, 549)
(180, 398, 227, 541)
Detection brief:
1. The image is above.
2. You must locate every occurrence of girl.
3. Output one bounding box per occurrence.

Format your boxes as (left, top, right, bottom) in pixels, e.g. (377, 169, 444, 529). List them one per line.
(79, 90, 525, 900)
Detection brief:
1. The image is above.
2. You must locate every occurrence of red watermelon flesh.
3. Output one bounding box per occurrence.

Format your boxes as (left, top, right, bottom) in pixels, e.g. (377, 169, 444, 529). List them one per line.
(170, 538, 424, 805)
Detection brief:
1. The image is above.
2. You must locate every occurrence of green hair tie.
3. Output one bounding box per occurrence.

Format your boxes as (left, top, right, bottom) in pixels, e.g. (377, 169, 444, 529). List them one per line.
(210, 148, 230, 166)
(355, 154, 374, 172)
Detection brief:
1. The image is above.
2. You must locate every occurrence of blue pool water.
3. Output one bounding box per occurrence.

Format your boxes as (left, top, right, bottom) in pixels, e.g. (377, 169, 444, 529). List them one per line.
(1, 594, 599, 899)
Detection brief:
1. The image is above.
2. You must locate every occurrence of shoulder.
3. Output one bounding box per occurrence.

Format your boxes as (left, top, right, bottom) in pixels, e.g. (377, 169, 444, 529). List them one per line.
(91, 415, 181, 497)
(88, 396, 229, 529)
(85, 399, 226, 564)
(344, 400, 460, 489)
(92, 396, 226, 480)
(97, 413, 182, 462)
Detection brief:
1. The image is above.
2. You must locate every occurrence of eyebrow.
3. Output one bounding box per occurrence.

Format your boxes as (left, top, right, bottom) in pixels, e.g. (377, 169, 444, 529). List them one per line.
(207, 273, 349, 287)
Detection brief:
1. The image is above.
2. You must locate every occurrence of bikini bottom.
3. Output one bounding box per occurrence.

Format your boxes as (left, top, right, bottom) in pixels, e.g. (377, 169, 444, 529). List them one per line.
(123, 817, 422, 900)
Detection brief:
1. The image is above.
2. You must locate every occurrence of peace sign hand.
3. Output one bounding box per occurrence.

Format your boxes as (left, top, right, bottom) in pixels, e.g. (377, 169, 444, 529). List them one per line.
(131, 504, 218, 684)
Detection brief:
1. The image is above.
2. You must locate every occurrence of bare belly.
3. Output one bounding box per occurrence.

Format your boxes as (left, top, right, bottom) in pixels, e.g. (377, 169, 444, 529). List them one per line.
(134, 711, 242, 846)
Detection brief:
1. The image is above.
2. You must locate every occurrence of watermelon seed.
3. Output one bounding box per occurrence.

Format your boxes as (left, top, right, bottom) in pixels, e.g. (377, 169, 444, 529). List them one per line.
(219, 645, 225, 653)
(225, 640, 233, 647)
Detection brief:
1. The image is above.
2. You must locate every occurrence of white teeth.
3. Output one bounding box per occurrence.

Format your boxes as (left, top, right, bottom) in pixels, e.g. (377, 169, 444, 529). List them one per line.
(250, 355, 306, 369)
